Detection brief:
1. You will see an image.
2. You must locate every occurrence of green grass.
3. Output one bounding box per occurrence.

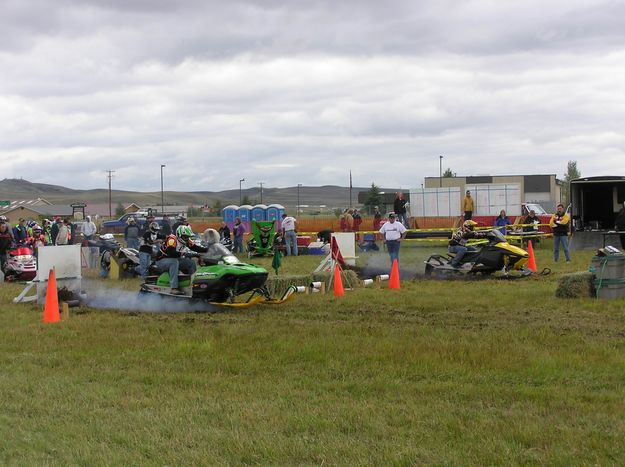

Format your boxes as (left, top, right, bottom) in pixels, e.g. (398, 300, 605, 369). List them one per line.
(1, 241, 625, 465)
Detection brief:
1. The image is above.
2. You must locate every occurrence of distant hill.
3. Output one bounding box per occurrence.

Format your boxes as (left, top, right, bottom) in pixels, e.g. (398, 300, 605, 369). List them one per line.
(0, 178, 400, 212)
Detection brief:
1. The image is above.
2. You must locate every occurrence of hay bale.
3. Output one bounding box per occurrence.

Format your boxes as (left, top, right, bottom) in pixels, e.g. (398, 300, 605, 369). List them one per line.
(265, 274, 312, 297)
(555, 272, 595, 299)
(311, 269, 361, 289)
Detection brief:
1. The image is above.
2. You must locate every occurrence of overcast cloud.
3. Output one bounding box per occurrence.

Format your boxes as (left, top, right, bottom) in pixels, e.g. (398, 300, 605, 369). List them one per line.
(1, 0, 624, 191)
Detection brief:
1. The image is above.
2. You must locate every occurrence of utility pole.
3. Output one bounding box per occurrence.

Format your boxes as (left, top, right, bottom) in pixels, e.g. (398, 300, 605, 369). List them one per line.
(297, 183, 302, 214)
(258, 182, 264, 204)
(160, 164, 166, 214)
(106, 170, 115, 217)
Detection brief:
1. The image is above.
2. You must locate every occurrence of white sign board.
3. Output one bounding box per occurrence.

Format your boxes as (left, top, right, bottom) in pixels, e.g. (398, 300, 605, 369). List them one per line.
(331, 232, 356, 266)
(36, 245, 82, 281)
(466, 183, 521, 216)
(409, 188, 461, 217)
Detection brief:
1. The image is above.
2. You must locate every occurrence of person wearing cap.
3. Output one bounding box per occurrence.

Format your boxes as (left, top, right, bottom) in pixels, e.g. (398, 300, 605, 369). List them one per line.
(379, 212, 407, 265)
(124, 217, 141, 250)
(463, 190, 475, 220)
(82, 215, 97, 242)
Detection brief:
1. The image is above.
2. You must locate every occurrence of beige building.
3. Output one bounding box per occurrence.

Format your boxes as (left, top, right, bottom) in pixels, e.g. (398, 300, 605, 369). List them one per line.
(425, 174, 562, 211)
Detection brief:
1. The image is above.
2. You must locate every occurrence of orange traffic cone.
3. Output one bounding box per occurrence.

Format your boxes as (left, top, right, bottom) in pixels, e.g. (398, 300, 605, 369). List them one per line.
(389, 259, 401, 289)
(333, 264, 345, 297)
(527, 240, 537, 273)
(43, 269, 60, 324)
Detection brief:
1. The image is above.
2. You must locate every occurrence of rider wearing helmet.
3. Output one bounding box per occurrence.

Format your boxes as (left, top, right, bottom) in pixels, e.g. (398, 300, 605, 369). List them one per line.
(30, 224, 47, 250)
(156, 224, 208, 295)
(138, 221, 164, 279)
(448, 220, 487, 268)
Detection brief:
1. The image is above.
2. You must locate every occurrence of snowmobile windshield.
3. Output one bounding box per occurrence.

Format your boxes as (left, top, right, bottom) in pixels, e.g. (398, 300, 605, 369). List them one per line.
(204, 243, 241, 264)
(487, 229, 507, 243)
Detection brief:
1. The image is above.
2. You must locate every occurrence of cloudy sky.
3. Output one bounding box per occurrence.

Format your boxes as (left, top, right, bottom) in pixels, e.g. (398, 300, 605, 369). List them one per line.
(1, 0, 624, 192)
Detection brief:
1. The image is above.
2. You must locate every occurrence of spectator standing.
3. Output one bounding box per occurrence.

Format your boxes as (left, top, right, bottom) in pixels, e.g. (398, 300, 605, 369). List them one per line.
(379, 212, 407, 265)
(340, 209, 354, 232)
(233, 217, 245, 253)
(56, 220, 69, 245)
(66, 220, 76, 244)
(281, 213, 298, 256)
(82, 216, 97, 242)
(218, 222, 231, 241)
(494, 210, 512, 234)
(13, 219, 28, 243)
(124, 218, 141, 250)
(549, 203, 571, 262)
(462, 190, 474, 220)
(373, 206, 383, 231)
(172, 215, 187, 234)
(50, 218, 61, 245)
(393, 193, 408, 226)
(522, 210, 541, 245)
(161, 215, 172, 236)
(0, 222, 12, 272)
(352, 209, 362, 231)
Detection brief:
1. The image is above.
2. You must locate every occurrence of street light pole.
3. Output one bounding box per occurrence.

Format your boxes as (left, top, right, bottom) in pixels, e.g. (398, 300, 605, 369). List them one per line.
(439, 155, 443, 187)
(160, 164, 166, 214)
(239, 178, 245, 205)
(258, 182, 264, 204)
(297, 183, 302, 214)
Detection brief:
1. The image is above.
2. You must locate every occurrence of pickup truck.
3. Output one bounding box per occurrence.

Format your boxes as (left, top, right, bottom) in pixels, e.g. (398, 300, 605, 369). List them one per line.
(101, 214, 169, 234)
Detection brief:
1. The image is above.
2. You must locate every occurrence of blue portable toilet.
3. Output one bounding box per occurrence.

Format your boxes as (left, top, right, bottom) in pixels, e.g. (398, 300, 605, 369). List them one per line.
(238, 205, 252, 223)
(267, 204, 284, 222)
(251, 204, 267, 222)
(223, 205, 238, 225)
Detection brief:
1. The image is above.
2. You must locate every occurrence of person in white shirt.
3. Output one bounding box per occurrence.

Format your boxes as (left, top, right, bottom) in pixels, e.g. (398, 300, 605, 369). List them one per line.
(281, 213, 298, 256)
(378, 212, 407, 264)
(82, 215, 97, 241)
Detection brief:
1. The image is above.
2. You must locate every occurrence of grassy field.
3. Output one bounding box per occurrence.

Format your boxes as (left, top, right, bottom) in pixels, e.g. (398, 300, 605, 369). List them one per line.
(1, 241, 625, 465)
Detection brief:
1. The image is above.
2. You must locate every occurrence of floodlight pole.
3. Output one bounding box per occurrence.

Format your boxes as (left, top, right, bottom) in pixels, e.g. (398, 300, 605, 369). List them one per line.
(239, 178, 245, 205)
(439, 155, 443, 187)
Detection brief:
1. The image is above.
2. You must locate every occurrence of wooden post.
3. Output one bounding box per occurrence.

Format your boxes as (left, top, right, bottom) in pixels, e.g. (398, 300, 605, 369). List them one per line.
(61, 302, 69, 321)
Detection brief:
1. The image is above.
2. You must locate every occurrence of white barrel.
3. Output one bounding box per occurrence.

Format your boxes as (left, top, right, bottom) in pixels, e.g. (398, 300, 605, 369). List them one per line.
(363, 278, 374, 286)
(376, 274, 390, 282)
(295, 286, 306, 293)
(310, 281, 323, 289)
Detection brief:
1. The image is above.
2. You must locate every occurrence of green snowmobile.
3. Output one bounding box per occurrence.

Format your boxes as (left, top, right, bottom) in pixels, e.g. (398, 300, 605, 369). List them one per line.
(139, 243, 295, 307)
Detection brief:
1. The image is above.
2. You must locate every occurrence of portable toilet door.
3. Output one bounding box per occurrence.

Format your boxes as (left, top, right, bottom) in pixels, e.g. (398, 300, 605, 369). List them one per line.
(223, 205, 238, 227)
(266, 204, 281, 222)
(251, 204, 267, 222)
(238, 205, 253, 232)
(267, 203, 285, 229)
